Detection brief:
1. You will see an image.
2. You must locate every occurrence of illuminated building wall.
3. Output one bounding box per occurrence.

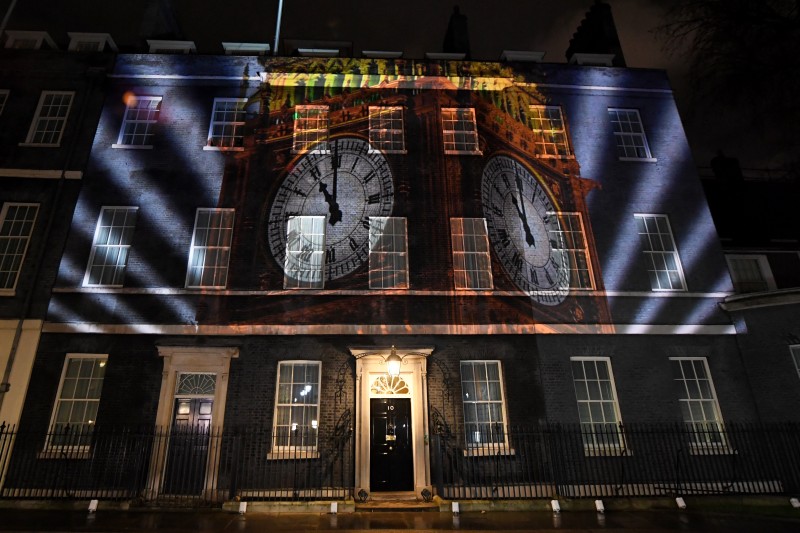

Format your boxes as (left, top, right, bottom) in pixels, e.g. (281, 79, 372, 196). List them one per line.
(11, 53, 781, 496)
(0, 49, 111, 429)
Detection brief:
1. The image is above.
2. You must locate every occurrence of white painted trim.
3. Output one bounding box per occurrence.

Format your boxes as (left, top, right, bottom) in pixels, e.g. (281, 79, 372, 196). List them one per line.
(50, 286, 732, 298)
(41, 322, 737, 336)
(350, 346, 433, 498)
(0, 169, 82, 179)
(106, 72, 671, 95)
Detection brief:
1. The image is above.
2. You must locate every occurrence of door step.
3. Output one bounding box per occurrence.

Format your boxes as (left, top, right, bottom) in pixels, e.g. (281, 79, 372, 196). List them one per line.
(355, 491, 439, 512)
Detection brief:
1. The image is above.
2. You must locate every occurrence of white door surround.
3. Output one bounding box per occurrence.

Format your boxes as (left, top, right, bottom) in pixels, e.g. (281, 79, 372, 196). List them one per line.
(349, 346, 434, 499)
(149, 345, 239, 498)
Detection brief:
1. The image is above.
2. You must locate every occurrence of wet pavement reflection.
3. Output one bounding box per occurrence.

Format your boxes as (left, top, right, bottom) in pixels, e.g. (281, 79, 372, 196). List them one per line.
(0, 508, 799, 532)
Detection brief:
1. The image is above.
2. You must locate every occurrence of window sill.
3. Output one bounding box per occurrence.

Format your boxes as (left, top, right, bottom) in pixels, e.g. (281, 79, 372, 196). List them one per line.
(0, 289, 16, 297)
(38, 449, 92, 460)
(444, 150, 483, 156)
(463, 447, 515, 457)
(534, 154, 575, 160)
(369, 149, 407, 155)
(619, 157, 657, 163)
(650, 288, 688, 293)
(18, 142, 61, 148)
(111, 144, 154, 150)
(83, 283, 124, 289)
(203, 146, 244, 152)
(267, 451, 319, 460)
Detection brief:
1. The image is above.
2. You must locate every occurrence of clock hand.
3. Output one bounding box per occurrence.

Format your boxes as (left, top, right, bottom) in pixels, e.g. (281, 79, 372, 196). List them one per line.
(331, 139, 338, 204)
(510, 175, 535, 247)
(318, 182, 343, 225)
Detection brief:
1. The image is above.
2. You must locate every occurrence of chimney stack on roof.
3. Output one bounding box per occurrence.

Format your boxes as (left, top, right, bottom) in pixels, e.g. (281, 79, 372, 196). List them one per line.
(566, 0, 626, 67)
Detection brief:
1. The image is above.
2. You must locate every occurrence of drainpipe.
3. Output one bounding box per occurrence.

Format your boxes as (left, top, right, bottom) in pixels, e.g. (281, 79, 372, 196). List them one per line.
(273, 0, 284, 56)
(0, 0, 18, 41)
(0, 64, 104, 415)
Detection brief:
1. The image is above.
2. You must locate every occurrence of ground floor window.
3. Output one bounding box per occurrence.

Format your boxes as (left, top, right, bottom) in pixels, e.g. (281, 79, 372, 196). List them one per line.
(570, 357, 624, 451)
(272, 361, 321, 454)
(47, 354, 107, 449)
(460, 360, 508, 449)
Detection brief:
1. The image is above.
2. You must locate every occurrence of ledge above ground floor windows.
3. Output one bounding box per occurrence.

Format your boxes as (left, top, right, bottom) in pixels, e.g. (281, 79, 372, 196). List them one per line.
(720, 287, 800, 312)
(0, 168, 82, 180)
(40, 322, 738, 336)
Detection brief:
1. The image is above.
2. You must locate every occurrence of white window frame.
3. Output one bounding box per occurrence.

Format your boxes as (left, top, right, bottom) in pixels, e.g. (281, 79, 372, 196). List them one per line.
(0, 90, 8, 116)
(22, 91, 74, 147)
(368, 106, 406, 154)
(67, 32, 117, 52)
(83, 207, 138, 288)
(570, 357, 626, 455)
(549, 212, 594, 290)
(725, 254, 777, 293)
(670, 357, 728, 452)
(146, 40, 196, 54)
(112, 95, 162, 149)
(0, 202, 39, 294)
(185, 208, 235, 289)
(270, 360, 321, 459)
(283, 215, 326, 289)
(45, 354, 107, 455)
(791, 345, 800, 382)
(608, 108, 656, 162)
(204, 98, 248, 151)
(369, 217, 409, 289)
(292, 105, 329, 154)
(634, 214, 687, 292)
(4, 30, 56, 50)
(441, 107, 481, 155)
(529, 105, 571, 158)
(451, 218, 493, 290)
(460, 360, 511, 454)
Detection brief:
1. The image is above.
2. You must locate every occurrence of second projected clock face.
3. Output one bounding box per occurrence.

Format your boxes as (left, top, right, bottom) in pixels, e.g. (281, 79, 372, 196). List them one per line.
(481, 155, 570, 305)
(267, 137, 394, 280)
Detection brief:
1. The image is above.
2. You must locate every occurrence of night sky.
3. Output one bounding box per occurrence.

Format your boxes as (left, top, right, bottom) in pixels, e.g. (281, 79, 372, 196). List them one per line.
(1, 0, 765, 169)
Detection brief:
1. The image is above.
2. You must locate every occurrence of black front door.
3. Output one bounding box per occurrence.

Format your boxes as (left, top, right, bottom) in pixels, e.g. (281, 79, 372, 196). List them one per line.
(370, 397, 413, 491)
(163, 398, 213, 494)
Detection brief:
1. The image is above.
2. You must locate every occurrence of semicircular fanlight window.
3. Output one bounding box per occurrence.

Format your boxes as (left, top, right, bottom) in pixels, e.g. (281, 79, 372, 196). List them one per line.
(370, 375, 409, 395)
(176, 373, 217, 395)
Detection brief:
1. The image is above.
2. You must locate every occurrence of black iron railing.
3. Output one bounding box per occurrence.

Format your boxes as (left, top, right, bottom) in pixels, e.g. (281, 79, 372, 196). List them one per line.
(430, 422, 800, 500)
(0, 422, 353, 504)
(2, 421, 799, 504)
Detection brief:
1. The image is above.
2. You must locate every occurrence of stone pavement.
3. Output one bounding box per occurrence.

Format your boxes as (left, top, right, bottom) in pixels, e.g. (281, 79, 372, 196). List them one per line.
(0, 507, 799, 532)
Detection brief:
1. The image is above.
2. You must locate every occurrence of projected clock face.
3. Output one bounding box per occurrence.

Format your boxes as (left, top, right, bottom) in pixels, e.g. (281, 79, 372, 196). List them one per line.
(267, 137, 394, 281)
(481, 155, 570, 305)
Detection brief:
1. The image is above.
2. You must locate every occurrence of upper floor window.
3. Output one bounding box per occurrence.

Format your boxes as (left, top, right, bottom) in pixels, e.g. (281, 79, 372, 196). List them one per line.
(272, 361, 321, 456)
(283, 215, 326, 289)
(369, 106, 406, 153)
(113, 95, 162, 148)
(185, 208, 235, 289)
(84, 207, 138, 287)
(549, 212, 594, 290)
(460, 361, 509, 450)
(47, 354, 107, 450)
(67, 32, 117, 53)
(24, 91, 74, 146)
(4, 30, 56, 50)
(451, 218, 493, 290)
(571, 357, 624, 452)
(725, 254, 776, 293)
(529, 105, 571, 158)
(670, 357, 726, 449)
(0, 90, 8, 115)
(0, 202, 39, 293)
(369, 217, 409, 289)
(608, 108, 655, 161)
(205, 98, 248, 150)
(292, 105, 329, 154)
(441, 107, 481, 155)
(146, 40, 196, 54)
(634, 214, 687, 291)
